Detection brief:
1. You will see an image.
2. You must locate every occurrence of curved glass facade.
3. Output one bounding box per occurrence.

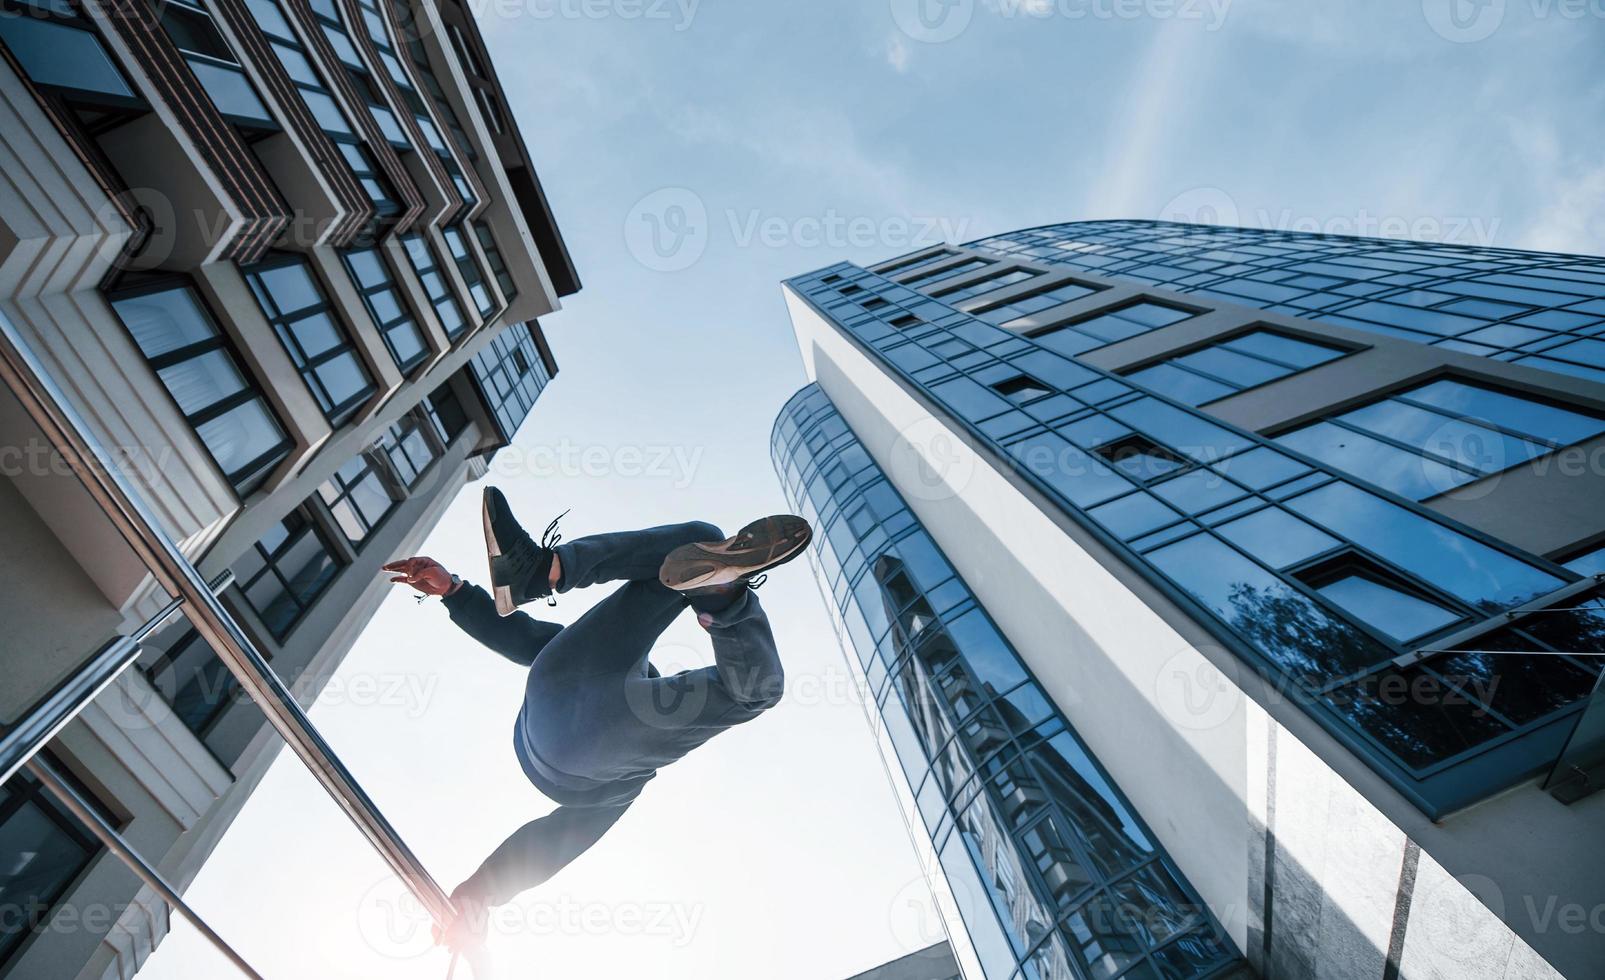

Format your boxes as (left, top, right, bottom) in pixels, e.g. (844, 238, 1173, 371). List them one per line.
(970, 220, 1605, 380)
(782, 257, 1603, 817)
(773, 386, 1240, 980)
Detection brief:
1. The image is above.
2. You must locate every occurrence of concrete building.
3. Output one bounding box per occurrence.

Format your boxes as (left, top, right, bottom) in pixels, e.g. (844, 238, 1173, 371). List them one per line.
(846, 943, 962, 980)
(0, 0, 575, 974)
(772, 221, 1605, 980)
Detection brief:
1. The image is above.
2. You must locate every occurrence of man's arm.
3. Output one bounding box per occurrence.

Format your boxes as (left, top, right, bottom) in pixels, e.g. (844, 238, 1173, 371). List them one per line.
(453, 804, 632, 907)
(385, 557, 561, 667)
(442, 583, 562, 667)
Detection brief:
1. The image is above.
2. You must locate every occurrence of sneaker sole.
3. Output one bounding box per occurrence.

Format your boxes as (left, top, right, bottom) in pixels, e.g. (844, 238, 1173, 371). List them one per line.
(658, 515, 813, 591)
(482, 488, 518, 618)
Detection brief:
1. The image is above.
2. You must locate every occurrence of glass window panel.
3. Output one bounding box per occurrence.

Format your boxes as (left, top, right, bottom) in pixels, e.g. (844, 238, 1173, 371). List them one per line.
(1404, 379, 1605, 446)
(0, 19, 134, 97)
(1149, 534, 1382, 677)
(944, 609, 1028, 693)
(1010, 433, 1133, 508)
(112, 289, 216, 356)
(1216, 508, 1340, 570)
(1220, 447, 1308, 489)
(1284, 481, 1564, 610)
(188, 60, 274, 124)
(1276, 421, 1475, 501)
(1175, 347, 1288, 387)
(1337, 401, 1547, 475)
(1322, 666, 1510, 770)
(1126, 363, 1235, 406)
(1316, 574, 1461, 643)
(156, 349, 247, 415)
(1223, 331, 1345, 368)
(254, 262, 321, 315)
(1109, 398, 1255, 461)
(1089, 492, 1180, 540)
(282, 311, 343, 359)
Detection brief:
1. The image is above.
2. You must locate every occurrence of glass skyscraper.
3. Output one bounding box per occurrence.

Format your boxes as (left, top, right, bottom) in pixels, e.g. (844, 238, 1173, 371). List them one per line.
(773, 221, 1604, 980)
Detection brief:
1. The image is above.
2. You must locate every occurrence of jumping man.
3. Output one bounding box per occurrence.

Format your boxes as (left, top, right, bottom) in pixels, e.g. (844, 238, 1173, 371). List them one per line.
(384, 488, 812, 952)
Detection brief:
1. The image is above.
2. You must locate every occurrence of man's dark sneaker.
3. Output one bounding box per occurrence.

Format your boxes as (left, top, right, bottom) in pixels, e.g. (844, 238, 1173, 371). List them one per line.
(481, 487, 565, 616)
(658, 515, 812, 593)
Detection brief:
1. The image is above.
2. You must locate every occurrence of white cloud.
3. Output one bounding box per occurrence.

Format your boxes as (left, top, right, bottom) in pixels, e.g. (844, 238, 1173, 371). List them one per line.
(1505, 118, 1605, 254)
(885, 33, 911, 73)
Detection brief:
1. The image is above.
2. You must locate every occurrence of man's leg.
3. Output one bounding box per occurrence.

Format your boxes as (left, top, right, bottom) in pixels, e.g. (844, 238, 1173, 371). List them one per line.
(630, 588, 784, 734)
(552, 521, 724, 592)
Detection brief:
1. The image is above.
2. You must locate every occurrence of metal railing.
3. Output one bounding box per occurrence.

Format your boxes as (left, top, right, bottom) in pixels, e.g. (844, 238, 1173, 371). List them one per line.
(0, 310, 456, 974)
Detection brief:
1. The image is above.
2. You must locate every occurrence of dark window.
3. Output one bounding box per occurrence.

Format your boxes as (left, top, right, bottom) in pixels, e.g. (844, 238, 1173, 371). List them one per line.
(109, 281, 292, 494)
(399, 232, 468, 339)
(233, 509, 344, 640)
(976, 279, 1102, 325)
(471, 220, 516, 301)
(141, 613, 239, 736)
(154, 0, 276, 129)
(376, 412, 439, 487)
(245, 0, 400, 216)
(877, 249, 955, 277)
(0, 765, 111, 968)
(890, 314, 921, 329)
(307, 0, 409, 148)
(1092, 434, 1188, 483)
(425, 381, 469, 443)
(991, 374, 1053, 405)
(0, 2, 140, 106)
(1127, 329, 1348, 406)
(341, 247, 429, 372)
(441, 225, 495, 318)
(471, 325, 551, 440)
(932, 268, 1035, 303)
(1028, 301, 1195, 357)
(318, 451, 398, 545)
(1276, 378, 1605, 501)
(862, 297, 888, 311)
(243, 254, 377, 425)
(1293, 554, 1464, 644)
(901, 258, 988, 288)
(839, 284, 863, 296)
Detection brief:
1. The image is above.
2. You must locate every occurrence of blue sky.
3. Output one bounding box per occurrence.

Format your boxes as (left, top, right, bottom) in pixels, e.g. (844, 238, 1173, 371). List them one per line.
(141, 2, 1603, 978)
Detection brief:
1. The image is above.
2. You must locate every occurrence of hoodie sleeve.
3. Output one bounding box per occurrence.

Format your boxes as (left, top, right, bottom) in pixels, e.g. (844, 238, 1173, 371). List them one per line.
(453, 803, 633, 907)
(441, 582, 563, 668)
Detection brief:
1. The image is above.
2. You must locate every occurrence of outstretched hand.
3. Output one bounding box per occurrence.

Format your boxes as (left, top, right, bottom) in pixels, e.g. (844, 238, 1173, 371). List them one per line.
(383, 556, 460, 596)
(435, 886, 489, 954)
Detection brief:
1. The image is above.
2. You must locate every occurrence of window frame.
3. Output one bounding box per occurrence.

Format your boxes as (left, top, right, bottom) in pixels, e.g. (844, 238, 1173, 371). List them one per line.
(107, 275, 294, 496)
(243, 251, 379, 426)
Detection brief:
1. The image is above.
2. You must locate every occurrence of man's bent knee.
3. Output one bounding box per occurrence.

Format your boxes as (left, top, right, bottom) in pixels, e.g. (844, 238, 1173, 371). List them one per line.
(679, 520, 724, 545)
